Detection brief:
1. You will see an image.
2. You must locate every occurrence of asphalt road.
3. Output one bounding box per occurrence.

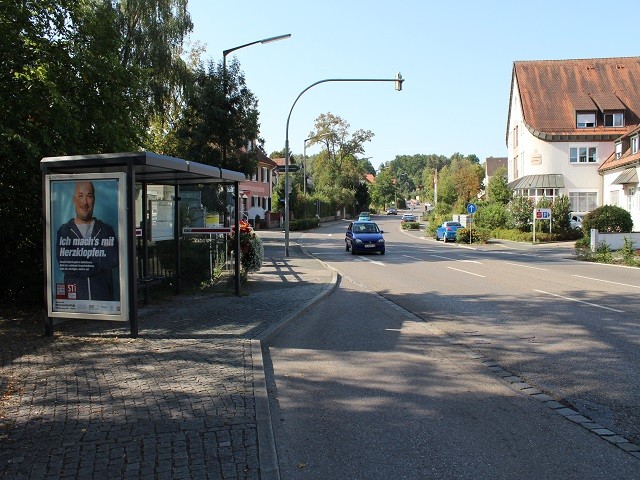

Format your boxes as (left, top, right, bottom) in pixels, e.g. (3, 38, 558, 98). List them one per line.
(263, 215, 640, 479)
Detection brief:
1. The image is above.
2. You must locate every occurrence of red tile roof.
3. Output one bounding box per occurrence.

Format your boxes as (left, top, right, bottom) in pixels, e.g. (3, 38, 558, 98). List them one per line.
(510, 57, 640, 140)
(599, 124, 640, 173)
(485, 157, 507, 176)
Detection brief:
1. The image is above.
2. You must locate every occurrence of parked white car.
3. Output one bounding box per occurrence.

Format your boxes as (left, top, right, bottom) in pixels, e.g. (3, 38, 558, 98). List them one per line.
(570, 214, 584, 229)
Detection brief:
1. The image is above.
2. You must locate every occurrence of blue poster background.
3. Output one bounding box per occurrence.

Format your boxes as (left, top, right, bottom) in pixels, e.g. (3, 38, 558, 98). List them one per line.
(50, 179, 121, 298)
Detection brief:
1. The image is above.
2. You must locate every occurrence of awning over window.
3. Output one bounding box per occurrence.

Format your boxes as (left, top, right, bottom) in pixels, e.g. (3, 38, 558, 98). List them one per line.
(612, 168, 638, 185)
(508, 174, 565, 190)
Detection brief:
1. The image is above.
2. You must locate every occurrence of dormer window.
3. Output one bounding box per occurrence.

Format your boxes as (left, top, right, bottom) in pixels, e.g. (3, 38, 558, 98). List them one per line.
(576, 112, 596, 128)
(604, 112, 624, 127)
(615, 142, 622, 159)
(631, 135, 639, 155)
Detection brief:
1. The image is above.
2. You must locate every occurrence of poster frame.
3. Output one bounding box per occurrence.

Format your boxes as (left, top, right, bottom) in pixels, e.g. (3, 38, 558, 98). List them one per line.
(44, 172, 129, 321)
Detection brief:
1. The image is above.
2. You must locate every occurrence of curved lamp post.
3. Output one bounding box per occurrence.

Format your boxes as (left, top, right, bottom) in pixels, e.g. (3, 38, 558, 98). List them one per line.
(221, 34, 291, 293)
(284, 74, 404, 256)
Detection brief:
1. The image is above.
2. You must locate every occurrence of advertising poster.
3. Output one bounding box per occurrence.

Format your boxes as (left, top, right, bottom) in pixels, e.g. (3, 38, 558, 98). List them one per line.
(45, 173, 128, 321)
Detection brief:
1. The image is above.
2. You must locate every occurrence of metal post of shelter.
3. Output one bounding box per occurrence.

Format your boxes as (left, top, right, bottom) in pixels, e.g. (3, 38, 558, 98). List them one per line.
(174, 183, 181, 295)
(127, 160, 138, 337)
(234, 181, 241, 296)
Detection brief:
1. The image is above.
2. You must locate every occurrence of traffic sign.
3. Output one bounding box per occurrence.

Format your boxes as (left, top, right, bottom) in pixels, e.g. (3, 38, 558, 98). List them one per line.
(276, 165, 300, 173)
(467, 203, 477, 214)
(534, 208, 551, 219)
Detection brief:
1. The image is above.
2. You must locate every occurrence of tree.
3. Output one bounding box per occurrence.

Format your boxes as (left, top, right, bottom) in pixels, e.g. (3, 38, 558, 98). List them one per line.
(0, 0, 148, 302)
(486, 166, 511, 204)
(307, 113, 372, 212)
(370, 167, 397, 209)
(508, 196, 534, 232)
(435, 156, 484, 211)
(114, 0, 193, 121)
(173, 58, 260, 176)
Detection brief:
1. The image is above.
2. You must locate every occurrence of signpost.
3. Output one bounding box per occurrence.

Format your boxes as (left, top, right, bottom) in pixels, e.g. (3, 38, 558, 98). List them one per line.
(532, 208, 552, 243)
(276, 164, 300, 173)
(467, 203, 477, 244)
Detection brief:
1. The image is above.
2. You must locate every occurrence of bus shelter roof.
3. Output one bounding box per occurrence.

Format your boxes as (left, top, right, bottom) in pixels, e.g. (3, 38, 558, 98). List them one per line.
(40, 151, 246, 184)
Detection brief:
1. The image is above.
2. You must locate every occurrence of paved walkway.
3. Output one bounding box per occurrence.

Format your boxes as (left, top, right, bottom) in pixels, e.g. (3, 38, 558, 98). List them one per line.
(0, 233, 336, 480)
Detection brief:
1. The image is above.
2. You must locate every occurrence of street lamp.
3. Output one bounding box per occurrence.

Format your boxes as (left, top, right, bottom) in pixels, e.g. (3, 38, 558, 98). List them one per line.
(284, 74, 404, 256)
(222, 33, 291, 161)
(222, 34, 291, 293)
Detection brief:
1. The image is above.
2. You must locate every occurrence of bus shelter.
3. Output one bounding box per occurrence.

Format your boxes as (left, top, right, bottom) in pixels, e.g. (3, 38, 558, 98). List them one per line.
(41, 151, 246, 338)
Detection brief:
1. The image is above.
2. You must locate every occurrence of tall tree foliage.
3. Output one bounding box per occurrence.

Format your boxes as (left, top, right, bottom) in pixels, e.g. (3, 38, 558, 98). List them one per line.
(435, 154, 484, 210)
(114, 0, 192, 120)
(0, 0, 192, 302)
(369, 167, 397, 209)
(173, 58, 261, 176)
(306, 113, 372, 211)
(486, 166, 511, 204)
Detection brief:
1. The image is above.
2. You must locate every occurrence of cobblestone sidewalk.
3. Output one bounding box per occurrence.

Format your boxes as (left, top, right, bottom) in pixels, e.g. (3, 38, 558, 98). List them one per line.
(0, 237, 336, 480)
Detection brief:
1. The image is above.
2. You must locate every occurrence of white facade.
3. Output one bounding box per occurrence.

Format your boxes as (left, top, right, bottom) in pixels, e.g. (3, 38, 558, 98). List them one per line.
(602, 166, 640, 230)
(507, 76, 614, 215)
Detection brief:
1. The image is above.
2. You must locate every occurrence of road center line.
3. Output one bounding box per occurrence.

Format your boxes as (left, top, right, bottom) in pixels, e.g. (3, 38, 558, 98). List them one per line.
(572, 275, 640, 290)
(402, 255, 423, 261)
(431, 254, 455, 260)
(447, 266, 485, 277)
(504, 262, 548, 271)
(533, 289, 624, 312)
(356, 257, 385, 266)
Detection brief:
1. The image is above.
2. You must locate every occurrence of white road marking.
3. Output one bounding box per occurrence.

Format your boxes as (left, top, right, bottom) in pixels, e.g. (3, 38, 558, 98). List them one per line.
(504, 262, 548, 271)
(533, 289, 624, 313)
(573, 275, 640, 290)
(356, 257, 385, 266)
(446, 267, 485, 277)
(431, 254, 456, 261)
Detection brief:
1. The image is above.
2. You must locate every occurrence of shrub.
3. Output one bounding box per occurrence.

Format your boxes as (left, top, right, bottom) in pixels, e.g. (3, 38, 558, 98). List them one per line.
(401, 221, 420, 230)
(582, 205, 633, 234)
(594, 241, 612, 263)
(289, 217, 320, 230)
(474, 203, 509, 230)
(507, 196, 534, 232)
(457, 227, 491, 244)
(621, 237, 637, 266)
(491, 228, 529, 242)
(551, 195, 573, 235)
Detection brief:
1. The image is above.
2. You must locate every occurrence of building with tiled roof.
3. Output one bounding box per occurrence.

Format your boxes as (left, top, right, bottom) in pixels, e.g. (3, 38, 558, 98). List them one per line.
(506, 56, 640, 227)
(598, 124, 640, 228)
(238, 147, 277, 223)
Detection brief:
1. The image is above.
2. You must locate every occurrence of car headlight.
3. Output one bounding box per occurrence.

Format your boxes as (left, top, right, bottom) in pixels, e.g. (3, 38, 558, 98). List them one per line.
(354, 238, 364, 244)
(377, 238, 385, 243)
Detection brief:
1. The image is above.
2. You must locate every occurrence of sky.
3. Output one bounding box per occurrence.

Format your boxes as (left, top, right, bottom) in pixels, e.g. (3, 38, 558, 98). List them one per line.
(186, 0, 640, 170)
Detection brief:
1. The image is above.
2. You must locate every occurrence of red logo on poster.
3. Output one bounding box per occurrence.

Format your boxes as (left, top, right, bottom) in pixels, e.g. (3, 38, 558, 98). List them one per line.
(67, 283, 77, 300)
(56, 283, 66, 299)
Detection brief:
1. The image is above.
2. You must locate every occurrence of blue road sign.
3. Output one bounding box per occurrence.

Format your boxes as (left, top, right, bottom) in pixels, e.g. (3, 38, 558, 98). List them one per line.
(467, 203, 477, 214)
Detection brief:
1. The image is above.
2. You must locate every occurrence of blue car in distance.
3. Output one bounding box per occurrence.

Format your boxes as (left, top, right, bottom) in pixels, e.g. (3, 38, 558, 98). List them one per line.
(435, 221, 463, 242)
(358, 211, 371, 221)
(345, 221, 385, 255)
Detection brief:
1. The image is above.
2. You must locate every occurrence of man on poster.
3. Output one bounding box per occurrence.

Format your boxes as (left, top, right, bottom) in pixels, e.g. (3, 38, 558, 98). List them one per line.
(56, 181, 119, 301)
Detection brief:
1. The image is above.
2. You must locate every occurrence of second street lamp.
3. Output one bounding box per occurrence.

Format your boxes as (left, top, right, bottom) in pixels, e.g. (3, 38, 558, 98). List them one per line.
(284, 74, 405, 257)
(221, 33, 291, 293)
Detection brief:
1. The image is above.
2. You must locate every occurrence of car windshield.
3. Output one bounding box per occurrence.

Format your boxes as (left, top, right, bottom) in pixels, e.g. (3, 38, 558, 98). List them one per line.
(447, 222, 462, 227)
(354, 223, 378, 233)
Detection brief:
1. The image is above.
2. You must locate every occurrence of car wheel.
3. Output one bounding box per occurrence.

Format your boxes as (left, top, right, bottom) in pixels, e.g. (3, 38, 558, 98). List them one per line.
(380, 249, 385, 255)
(351, 246, 356, 255)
